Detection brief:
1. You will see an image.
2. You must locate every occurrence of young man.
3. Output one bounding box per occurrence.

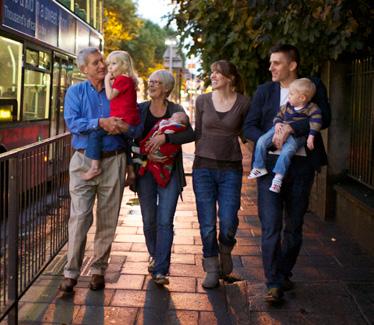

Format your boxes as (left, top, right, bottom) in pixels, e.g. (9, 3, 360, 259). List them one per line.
(61, 47, 137, 292)
(243, 44, 331, 302)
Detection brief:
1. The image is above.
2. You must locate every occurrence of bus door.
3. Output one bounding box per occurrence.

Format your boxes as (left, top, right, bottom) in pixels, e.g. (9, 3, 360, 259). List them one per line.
(50, 55, 73, 136)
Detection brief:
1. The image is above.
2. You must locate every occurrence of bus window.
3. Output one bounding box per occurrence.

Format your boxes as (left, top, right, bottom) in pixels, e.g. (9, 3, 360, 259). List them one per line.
(23, 70, 50, 121)
(0, 37, 22, 121)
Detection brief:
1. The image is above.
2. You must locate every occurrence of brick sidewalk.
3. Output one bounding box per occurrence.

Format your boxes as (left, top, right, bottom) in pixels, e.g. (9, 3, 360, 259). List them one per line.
(14, 144, 374, 324)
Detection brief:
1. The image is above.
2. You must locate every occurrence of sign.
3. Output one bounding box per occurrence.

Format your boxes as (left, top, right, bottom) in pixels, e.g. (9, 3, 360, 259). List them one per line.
(3, 0, 36, 37)
(59, 8, 76, 54)
(76, 21, 90, 53)
(36, 0, 59, 47)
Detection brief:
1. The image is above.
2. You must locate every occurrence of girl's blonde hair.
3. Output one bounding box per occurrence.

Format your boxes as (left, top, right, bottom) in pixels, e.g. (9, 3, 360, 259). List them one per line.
(106, 50, 138, 87)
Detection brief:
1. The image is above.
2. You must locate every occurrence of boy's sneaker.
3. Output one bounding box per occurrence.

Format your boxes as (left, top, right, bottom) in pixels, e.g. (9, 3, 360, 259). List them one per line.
(269, 177, 282, 193)
(248, 168, 268, 179)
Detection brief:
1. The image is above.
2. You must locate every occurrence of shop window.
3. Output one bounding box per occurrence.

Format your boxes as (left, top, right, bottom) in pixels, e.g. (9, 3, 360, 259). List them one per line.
(23, 70, 50, 121)
(0, 36, 22, 121)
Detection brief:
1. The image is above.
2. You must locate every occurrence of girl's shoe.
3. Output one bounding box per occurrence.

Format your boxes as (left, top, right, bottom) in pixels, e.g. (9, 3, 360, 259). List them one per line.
(152, 273, 169, 285)
(248, 168, 268, 179)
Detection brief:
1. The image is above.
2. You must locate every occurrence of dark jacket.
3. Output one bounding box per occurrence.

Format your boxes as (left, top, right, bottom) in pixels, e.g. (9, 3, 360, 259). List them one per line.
(243, 77, 331, 171)
(135, 100, 195, 193)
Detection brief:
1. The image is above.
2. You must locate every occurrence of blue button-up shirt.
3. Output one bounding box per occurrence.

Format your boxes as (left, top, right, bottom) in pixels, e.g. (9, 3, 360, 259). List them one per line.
(64, 80, 138, 151)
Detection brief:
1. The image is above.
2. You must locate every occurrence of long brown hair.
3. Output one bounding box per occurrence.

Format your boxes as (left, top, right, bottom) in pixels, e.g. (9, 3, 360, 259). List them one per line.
(210, 60, 244, 94)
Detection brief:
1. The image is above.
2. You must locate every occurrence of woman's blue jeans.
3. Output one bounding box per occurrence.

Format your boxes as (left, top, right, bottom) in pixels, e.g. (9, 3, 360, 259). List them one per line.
(192, 168, 242, 258)
(136, 170, 179, 275)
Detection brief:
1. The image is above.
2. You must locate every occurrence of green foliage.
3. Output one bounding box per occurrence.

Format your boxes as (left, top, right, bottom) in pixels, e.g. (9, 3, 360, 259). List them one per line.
(121, 20, 175, 79)
(170, 0, 373, 94)
(104, 0, 141, 53)
(104, 0, 177, 80)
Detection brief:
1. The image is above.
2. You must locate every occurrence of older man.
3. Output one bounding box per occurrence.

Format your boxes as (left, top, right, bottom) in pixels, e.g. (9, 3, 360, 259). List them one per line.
(243, 44, 331, 303)
(61, 47, 135, 292)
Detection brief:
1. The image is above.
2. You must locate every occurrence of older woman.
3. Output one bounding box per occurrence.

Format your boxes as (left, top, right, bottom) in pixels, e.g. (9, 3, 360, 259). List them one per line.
(135, 70, 194, 285)
(193, 60, 250, 288)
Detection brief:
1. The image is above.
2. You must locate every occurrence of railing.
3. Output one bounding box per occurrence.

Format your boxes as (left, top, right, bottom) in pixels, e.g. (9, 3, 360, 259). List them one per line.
(0, 133, 72, 324)
(349, 57, 374, 188)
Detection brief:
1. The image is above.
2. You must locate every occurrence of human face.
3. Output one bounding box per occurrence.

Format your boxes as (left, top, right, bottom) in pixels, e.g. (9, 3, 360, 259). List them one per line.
(82, 52, 106, 82)
(269, 52, 296, 86)
(107, 59, 124, 78)
(147, 77, 165, 100)
(288, 86, 306, 107)
(210, 69, 231, 90)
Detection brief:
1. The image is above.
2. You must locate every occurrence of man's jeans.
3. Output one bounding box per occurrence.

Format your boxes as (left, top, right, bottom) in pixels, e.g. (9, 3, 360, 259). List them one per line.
(258, 155, 315, 288)
(136, 170, 179, 275)
(192, 168, 242, 257)
(253, 126, 305, 176)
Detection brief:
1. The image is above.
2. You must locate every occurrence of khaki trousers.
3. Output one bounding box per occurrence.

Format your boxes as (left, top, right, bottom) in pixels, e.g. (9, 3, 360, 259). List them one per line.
(64, 151, 126, 279)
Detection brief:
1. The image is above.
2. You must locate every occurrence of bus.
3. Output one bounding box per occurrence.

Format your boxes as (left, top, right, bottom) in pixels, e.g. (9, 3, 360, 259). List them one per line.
(0, 0, 103, 151)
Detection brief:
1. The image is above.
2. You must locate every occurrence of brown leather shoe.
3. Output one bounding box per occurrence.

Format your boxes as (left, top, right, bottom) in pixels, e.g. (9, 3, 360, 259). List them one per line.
(59, 277, 77, 292)
(89, 274, 105, 291)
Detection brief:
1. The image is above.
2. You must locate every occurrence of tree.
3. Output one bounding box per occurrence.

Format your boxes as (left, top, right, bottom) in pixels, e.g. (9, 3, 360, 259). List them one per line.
(103, 0, 141, 54)
(121, 20, 174, 79)
(170, 0, 373, 94)
(104, 1, 176, 81)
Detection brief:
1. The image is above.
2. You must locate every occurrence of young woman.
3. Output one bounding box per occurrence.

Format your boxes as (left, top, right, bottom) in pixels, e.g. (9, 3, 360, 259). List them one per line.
(193, 60, 250, 288)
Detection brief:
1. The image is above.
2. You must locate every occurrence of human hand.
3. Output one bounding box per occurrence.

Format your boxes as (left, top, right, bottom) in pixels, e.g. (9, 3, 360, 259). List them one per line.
(147, 152, 167, 163)
(307, 135, 315, 150)
(145, 134, 166, 154)
(99, 117, 125, 134)
(273, 123, 293, 149)
(105, 72, 113, 82)
(116, 119, 129, 133)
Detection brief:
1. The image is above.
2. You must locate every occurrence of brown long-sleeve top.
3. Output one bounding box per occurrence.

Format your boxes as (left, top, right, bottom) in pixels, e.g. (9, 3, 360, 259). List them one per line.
(193, 92, 250, 168)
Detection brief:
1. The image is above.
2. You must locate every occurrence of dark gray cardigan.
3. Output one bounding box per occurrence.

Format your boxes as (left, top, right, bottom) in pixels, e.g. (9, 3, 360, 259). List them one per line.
(135, 100, 195, 193)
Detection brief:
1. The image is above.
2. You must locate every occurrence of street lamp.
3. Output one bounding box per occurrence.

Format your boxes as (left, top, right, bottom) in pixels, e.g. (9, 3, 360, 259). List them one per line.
(165, 38, 177, 73)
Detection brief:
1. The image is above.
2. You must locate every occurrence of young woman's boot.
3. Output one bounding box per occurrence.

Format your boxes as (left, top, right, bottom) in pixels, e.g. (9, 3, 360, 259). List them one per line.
(219, 243, 234, 276)
(202, 256, 220, 288)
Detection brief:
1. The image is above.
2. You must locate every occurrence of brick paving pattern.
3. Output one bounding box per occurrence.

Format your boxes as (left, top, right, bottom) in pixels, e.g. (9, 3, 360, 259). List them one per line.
(10, 143, 374, 324)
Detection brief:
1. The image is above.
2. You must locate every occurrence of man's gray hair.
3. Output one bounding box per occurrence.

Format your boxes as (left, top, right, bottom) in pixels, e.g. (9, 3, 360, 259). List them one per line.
(76, 47, 101, 69)
(150, 70, 175, 97)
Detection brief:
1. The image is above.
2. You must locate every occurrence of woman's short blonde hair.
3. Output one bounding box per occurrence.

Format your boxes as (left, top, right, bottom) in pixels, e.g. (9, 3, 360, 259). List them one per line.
(149, 70, 175, 97)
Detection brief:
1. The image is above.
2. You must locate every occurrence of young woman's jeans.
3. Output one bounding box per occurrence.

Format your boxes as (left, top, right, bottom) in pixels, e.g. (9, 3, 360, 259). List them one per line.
(192, 168, 242, 258)
(253, 126, 305, 176)
(136, 170, 179, 276)
(258, 155, 315, 289)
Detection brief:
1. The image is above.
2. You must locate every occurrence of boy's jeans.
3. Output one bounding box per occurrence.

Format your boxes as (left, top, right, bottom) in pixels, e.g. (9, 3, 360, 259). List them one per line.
(253, 126, 305, 176)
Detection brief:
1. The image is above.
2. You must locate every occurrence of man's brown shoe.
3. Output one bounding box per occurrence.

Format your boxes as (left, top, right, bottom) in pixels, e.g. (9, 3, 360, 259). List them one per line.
(59, 277, 77, 293)
(265, 287, 284, 303)
(89, 274, 105, 291)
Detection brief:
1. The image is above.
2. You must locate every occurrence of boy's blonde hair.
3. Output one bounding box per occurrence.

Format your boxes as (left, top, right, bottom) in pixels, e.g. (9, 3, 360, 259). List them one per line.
(289, 78, 316, 102)
(106, 50, 138, 86)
